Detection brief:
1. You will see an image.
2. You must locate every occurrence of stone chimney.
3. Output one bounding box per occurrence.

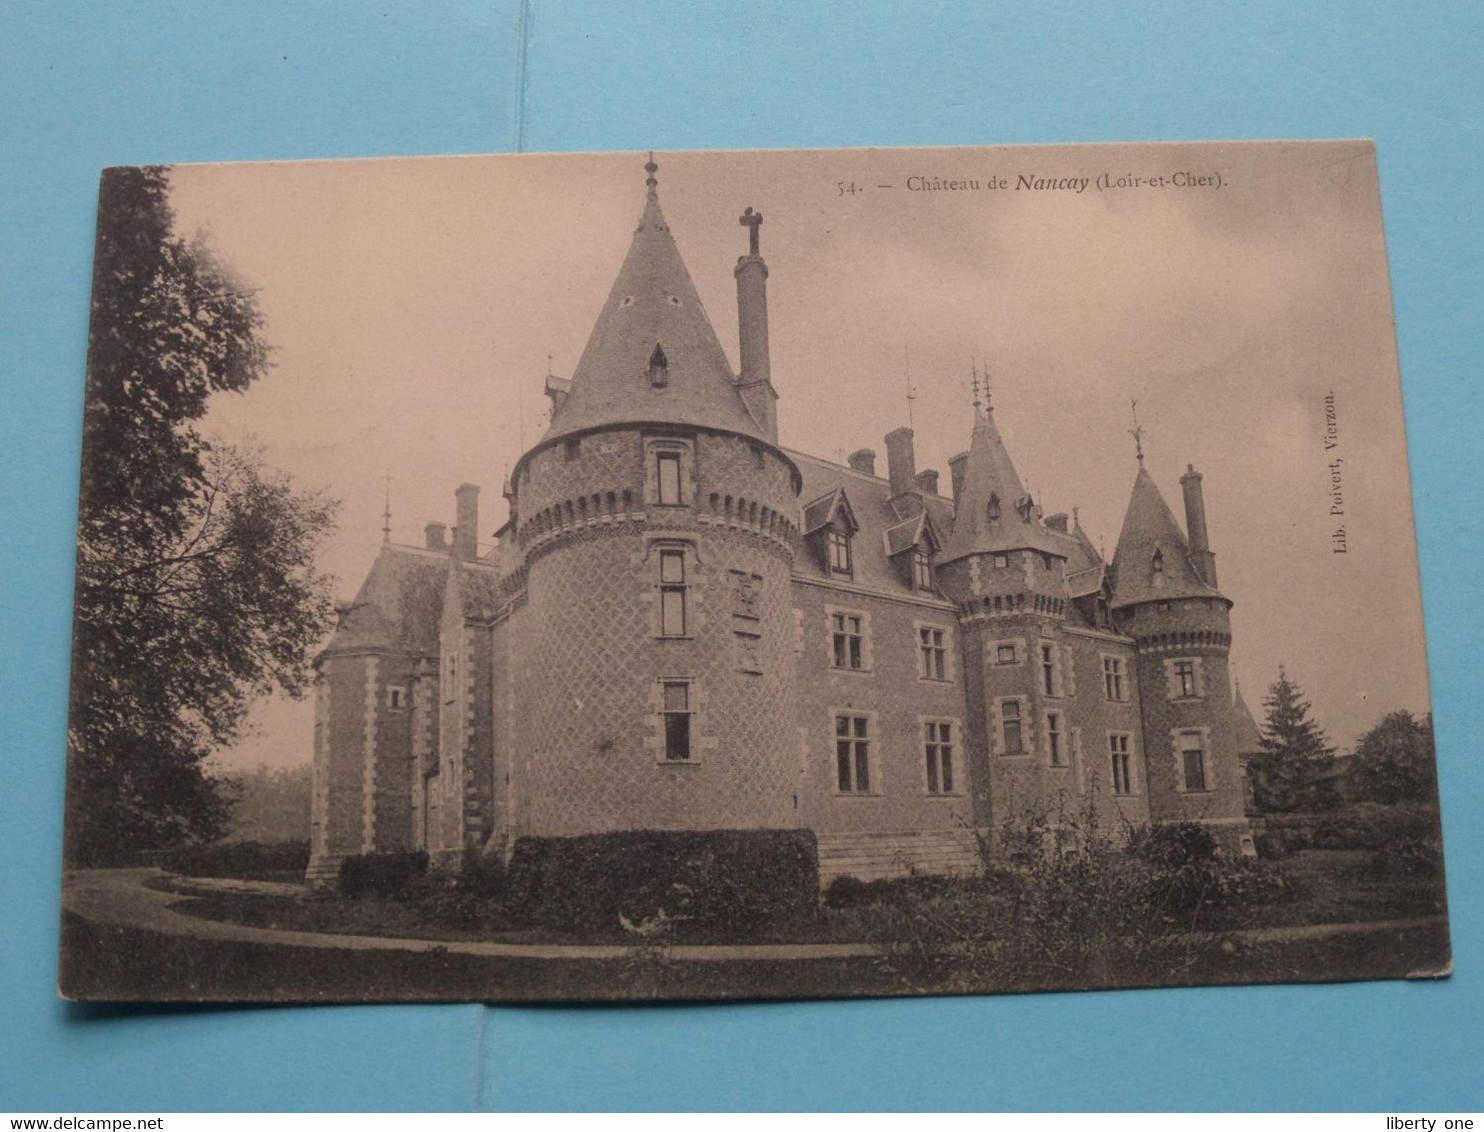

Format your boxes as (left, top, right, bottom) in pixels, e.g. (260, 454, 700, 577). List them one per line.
(734, 206, 777, 442)
(885, 427, 916, 499)
(847, 448, 877, 476)
(1044, 513, 1069, 533)
(454, 483, 479, 562)
(424, 521, 448, 551)
(1180, 464, 1217, 586)
(914, 469, 940, 495)
(947, 450, 969, 503)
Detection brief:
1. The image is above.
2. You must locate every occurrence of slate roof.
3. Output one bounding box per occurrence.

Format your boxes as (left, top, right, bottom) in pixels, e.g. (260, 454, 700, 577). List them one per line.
(1108, 464, 1226, 609)
(938, 409, 1077, 565)
(1234, 682, 1265, 755)
(787, 449, 956, 593)
(321, 543, 450, 656)
(537, 179, 768, 450)
(1064, 515, 1108, 599)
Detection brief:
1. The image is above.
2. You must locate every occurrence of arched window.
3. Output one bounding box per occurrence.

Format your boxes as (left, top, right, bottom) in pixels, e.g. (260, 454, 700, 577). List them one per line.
(1152, 547, 1165, 574)
(987, 493, 1001, 521)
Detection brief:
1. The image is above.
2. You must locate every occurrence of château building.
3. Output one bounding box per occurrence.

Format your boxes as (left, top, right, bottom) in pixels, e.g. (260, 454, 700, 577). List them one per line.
(306, 159, 1254, 885)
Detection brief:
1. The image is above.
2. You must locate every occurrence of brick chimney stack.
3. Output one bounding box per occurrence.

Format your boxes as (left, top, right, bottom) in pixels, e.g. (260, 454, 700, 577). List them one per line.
(734, 205, 777, 441)
(885, 427, 917, 500)
(847, 448, 877, 476)
(454, 484, 479, 562)
(1180, 464, 1217, 586)
(424, 521, 448, 551)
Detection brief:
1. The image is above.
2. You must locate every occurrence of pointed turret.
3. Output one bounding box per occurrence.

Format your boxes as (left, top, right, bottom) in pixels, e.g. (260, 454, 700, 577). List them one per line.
(939, 400, 1066, 565)
(1109, 464, 1226, 608)
(539, 158, 768, 448)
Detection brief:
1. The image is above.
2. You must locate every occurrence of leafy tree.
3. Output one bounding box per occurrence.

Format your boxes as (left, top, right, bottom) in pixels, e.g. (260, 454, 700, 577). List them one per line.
(66, 166, 337, 864)
(1348, 710, 1438, 805)
(1251, 666, 1338, 813)
(227, 763, 314, 843)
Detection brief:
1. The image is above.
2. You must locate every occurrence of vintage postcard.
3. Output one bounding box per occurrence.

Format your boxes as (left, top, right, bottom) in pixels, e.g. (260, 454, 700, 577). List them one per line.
(60, 141, 1449, 1002)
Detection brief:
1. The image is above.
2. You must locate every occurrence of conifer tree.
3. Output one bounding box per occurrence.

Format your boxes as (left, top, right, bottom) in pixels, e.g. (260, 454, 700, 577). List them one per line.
(1254, 666, 1338, 812)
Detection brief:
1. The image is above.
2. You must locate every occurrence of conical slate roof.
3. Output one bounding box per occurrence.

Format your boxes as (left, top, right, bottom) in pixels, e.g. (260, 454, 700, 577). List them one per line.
(939, 408, 1070, 565)
(1109, 464, 1226, 608)
(1233, 680, 1264, 755)
(539, 177, 767, 447)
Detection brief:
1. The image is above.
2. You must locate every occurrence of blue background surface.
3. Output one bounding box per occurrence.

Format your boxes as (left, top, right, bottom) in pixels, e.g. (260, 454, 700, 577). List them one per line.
(2, 0, 1479, 1112)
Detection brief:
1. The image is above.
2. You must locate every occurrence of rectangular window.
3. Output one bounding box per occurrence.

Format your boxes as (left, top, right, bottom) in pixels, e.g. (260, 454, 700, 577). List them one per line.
(992, 553, 1010, 569)
(925, 721, 955, 794)
(1047, 711, 1063, 766)
(919, 626, 946, 680)
(1002, 700, 1023, 754)
(1042, 644, 1057, 696)
(1181, 733, 1208, 792)
(835, 713, 871, 793)
(659, 550, 687, 636)
(387, 686, 407, 710)
(1110, 733, 1133, 794)
(1103, 656, 1127, 701)
(657, 453, 682, 504)
(913, 550, 933, 590)
(832, 612, 864, 669)
(1175, 659, 1198, 698)
(662, 681, 691, 761)
(827, 529, 852, 575)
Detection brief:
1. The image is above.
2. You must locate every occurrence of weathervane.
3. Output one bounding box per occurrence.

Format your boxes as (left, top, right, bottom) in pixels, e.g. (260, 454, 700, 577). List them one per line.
(382, 474, 392, 544)
(1129, 399, 1145, 463)
(904, 344, 916, 431)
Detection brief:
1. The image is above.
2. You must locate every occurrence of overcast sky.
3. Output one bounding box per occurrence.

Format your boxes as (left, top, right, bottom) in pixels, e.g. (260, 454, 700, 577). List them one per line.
(164, 141, 1430, 771)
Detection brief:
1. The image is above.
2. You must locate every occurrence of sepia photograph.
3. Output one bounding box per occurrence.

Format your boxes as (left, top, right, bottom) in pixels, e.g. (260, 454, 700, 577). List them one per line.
(59, 140, 1449, 1002)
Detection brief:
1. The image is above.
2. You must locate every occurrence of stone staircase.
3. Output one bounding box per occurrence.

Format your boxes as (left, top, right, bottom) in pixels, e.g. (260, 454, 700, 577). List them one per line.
(816, 829, 984, 884)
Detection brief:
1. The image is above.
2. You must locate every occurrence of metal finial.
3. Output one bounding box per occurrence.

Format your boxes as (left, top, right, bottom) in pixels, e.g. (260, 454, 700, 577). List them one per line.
(983, 359, 993, 414)
(382, 474, 392, 544)
(970, 357, 982, 416)
(904, 344, 916, 431)
(739, 206, 763, 256)
(1129, 399, 1145, 463)
(645, 152, 658, 199)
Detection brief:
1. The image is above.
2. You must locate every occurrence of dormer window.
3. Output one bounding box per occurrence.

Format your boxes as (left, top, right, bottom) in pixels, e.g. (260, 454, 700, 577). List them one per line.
(913, 549, 933, 591)
(648, 342, 669, 387)
(987, 493, 1001, 522)
(1152, 547, 1165, 574)
(828, 528, 852, 576)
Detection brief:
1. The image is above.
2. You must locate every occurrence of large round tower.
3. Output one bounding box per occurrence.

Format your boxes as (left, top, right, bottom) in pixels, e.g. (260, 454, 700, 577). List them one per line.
(503, 160, 802, 839)
(1109, 458, 1251, 851)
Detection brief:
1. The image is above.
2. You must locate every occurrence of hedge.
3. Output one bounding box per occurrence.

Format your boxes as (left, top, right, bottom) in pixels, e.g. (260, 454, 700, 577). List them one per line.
(505, 828, 819, 937)
(169, 839, 310, 880)
(338, 850, 429, 899)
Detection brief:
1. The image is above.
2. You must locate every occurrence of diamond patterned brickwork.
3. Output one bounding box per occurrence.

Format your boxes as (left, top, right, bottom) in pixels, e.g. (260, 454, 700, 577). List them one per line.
(1120, 599, 1246, 826)
(508, 522, 799, 837)
(515, 428, 798, 559)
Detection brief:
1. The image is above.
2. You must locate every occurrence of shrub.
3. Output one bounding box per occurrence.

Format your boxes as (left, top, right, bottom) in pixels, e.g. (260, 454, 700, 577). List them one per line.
(338, 850, 429, 899)
(169, 839, 310, 880)
(1371, 836, 1444, 878)
(1127, 822, 1218, 870)
(505, 829, 818, 939)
